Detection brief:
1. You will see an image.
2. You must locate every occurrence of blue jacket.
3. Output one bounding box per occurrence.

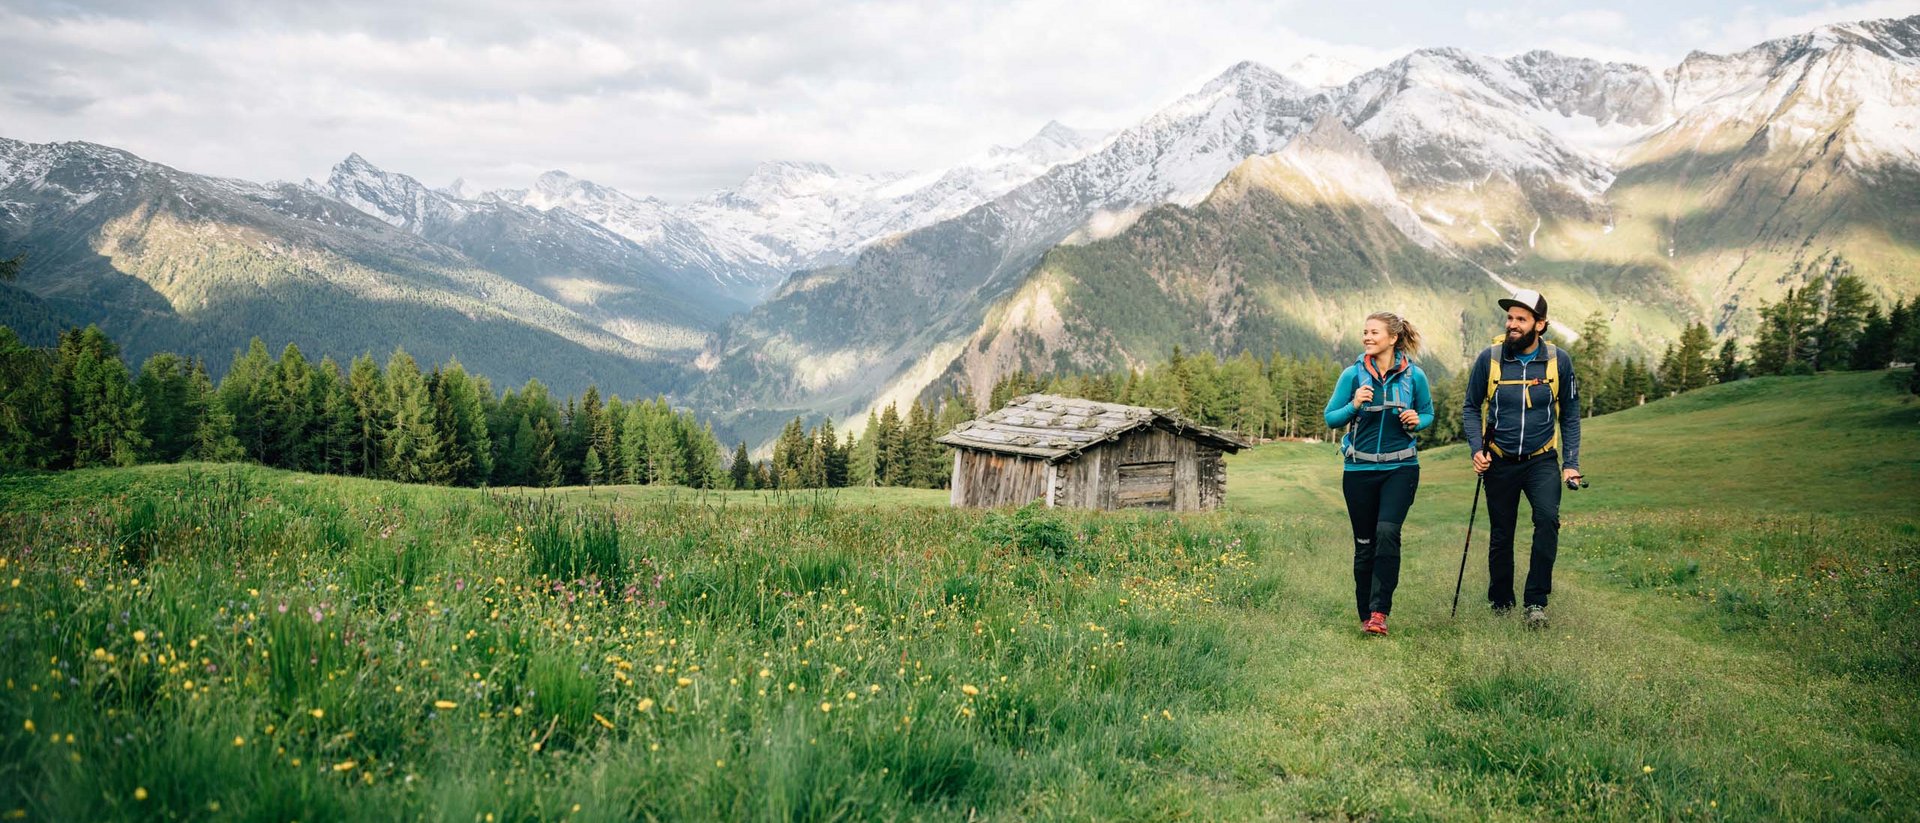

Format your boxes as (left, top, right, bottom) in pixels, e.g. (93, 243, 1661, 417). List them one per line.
(1463, 343, 1582, 469)
(1324, 353, 1434, 471)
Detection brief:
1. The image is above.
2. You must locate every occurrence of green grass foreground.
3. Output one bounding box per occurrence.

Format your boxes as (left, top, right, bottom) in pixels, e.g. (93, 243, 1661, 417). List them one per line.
(1, 371, 1916, 820)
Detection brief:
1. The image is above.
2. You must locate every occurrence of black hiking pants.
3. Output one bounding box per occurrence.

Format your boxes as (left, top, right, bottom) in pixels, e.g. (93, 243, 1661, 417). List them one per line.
(1342, 465, 1419, 619)
(1483, 451, 1561, 609)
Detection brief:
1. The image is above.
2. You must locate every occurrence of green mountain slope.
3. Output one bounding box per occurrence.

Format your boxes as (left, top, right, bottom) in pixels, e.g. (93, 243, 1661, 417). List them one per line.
(0, 139, 706, 396)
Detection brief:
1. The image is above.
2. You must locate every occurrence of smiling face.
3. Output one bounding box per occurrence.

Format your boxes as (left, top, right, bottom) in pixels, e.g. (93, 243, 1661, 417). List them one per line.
(1362, 317, 1397, 360)
(1505, 306, 1545, 345)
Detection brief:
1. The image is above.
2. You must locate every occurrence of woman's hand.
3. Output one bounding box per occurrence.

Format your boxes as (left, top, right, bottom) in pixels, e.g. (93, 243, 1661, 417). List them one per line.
(1354, 385, 1374, 407)
(1398, 409, 1420, 429)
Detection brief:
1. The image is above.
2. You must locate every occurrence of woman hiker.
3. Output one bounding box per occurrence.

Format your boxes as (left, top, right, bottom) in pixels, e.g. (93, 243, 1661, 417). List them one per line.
(1323, 312, 1435, 636)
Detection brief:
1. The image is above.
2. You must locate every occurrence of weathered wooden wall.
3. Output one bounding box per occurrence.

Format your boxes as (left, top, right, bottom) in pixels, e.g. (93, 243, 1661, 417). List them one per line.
(950, 450, 1051, 508)
(956, 424, 1230, 512)
(1049, 426, 1226, 512)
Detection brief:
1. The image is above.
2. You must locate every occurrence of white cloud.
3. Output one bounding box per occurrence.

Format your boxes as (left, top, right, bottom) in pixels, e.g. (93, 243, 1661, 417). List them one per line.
(0, 1, 1910, 201)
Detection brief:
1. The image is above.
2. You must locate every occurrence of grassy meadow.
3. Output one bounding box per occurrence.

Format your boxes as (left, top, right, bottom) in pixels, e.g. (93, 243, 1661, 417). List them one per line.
(1, 370, 1916, 820)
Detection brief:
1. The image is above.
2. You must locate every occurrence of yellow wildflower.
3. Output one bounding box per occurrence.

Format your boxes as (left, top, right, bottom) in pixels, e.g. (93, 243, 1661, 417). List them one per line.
(233, 736, 245, 747)
(960, 684, 980, 696)
(134, 787, 148, 801)
(309, 709, 324, 719)
(333, 760, 357, 772)
(636, 698, 655, 713)
(819, 702, 833, 713)
(593, 714, 614, 730)
(434, 700, 457, 710)
(133, 630, 147, 644)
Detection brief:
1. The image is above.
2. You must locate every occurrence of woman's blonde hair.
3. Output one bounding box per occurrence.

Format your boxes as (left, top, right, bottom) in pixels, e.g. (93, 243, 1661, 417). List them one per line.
(1366, 311, 1421, 359)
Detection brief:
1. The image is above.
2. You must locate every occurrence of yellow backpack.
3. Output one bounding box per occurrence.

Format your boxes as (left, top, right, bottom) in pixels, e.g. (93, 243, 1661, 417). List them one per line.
(1482, 339, 1560, 459)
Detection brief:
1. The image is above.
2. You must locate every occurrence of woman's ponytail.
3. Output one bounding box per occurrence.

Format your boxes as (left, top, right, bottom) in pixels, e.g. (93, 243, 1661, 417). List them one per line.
(1366, 311, 1421, 360)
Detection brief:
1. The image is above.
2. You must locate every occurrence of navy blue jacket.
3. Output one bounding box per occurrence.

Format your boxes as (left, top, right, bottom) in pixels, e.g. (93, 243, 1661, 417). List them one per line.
(1463, 343, 1581, 469)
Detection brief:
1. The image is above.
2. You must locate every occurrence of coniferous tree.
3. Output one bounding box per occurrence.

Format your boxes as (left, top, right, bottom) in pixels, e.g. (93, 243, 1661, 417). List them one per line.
(497, 414, 535, 486)
(0, 325, 61, 470)
(426, 368, 470, 484)
(135, 353, 199, 462)
(187, 358, 244, 463)
(875, 404, 905, 486)
(1571, 313, 1612, 417)
(601, 396, 626, 484)
(267, 343, 319, 471)
(1664, 323, 1714, 393)
(641, 398, 682, 485)
(848, 412, 879, 487)
(438, 362, 492, 485)
(730, 441, 753, 490)
(583, 446, 603, 486)
(1853, 304, 1892, 371)
(383, 349, 446, 484)
(817, 417, 845, 488)
(1816, 273, 1874, 371)
(313, 357, 357, 475)
(770, 417, 806, 487)
(58, 326, 147, 468)
(564, 387, 602, 485)
(1715, 338, 1744, 384)
(620, 401, 648, 484)
(220, 338, 275, 462)
(530, 417, 562, 487)
(903, 400, 937, 488)
(345, 354, 388, 477)
(1752, 285, 1822, 375)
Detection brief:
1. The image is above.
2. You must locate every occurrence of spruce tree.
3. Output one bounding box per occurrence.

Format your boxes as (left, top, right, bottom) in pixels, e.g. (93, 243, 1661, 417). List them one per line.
(1816, 274, 1873, 370)
(267, 343, 320, 471)
(382, 348, 445, 484)
(642, 398, 681, 486)
(1853, 304, 1892, 370)
(59, 326, 147, 468)
(848, 412, 879, 487)
(219, 338, 275, 462)
(315, 359, 357, 475)
(730, 441, 753, 490)
(0, 325, 61, 470)
(620, 402, 648, 484)
(1715, 338, 1744, 384)
(136, 353, 198, 462)
(439, 362, 493, 485)
(345, 354, 388, 477)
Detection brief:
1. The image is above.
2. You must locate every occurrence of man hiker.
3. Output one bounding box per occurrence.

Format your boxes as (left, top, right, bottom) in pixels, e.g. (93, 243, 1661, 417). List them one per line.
(1463, 289, 1584, 628)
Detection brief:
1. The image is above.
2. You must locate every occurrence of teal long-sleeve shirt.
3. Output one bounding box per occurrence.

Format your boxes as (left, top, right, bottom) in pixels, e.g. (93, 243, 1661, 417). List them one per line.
(1323, 355, 1435, 471)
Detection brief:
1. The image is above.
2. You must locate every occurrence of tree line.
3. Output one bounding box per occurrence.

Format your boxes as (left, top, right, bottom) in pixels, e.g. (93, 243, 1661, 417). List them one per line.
(736, 397, 977, 491)
(971, 270, 1916, 452)
(0, 324, 727, 488)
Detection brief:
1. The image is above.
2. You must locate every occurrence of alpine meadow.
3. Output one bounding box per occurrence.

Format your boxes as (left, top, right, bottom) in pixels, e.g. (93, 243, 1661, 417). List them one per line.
(5, 4, 1920, 822)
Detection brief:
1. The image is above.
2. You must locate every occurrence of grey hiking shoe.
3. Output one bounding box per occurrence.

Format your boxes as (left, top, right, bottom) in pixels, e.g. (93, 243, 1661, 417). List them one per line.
(1523, 605, 1549, 629)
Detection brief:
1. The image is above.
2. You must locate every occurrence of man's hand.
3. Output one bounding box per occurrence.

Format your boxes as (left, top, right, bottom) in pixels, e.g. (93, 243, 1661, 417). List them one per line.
(1353, 385, 1374, 407)
(1472, 450, 1491, 474)
(1562, 468, 1583, 484)
(1398, 409, 1420, 429)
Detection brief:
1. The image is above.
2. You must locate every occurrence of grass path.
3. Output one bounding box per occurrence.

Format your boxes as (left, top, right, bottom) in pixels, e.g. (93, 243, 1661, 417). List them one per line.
(1184, 370, 1920, 818)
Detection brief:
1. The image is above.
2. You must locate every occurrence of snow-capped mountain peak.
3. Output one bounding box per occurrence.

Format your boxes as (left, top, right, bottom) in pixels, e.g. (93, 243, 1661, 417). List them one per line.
(320, 153, 470, 234)
(1282, 54, 1368, 89)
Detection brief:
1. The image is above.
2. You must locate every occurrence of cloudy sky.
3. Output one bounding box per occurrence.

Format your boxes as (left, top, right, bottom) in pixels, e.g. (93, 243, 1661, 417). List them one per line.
(4, 0, 1916, 201)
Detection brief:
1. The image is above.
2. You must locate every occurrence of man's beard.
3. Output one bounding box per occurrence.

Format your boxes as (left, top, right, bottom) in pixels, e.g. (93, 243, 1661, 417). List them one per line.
(1502, 327, 1540, 356)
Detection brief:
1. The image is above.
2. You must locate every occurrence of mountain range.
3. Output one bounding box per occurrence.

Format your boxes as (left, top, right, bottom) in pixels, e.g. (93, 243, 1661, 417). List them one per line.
(3, 14, 1916, 450)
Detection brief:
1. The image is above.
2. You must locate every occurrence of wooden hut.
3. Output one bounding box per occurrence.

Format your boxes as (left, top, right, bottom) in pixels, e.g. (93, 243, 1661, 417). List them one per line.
(935, 394, 1250, 511)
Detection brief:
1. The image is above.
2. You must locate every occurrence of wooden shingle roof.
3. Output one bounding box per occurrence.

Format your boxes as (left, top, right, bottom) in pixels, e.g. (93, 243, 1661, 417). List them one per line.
(935, 393, 1250, 462)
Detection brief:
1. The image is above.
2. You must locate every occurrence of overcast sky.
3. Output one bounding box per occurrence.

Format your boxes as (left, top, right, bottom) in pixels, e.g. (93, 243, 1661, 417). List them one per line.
(4, 0, 1916, 201)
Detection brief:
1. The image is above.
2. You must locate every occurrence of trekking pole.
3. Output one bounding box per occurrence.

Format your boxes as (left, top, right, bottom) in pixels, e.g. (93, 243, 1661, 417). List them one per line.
(1451, 471, 1484, 618)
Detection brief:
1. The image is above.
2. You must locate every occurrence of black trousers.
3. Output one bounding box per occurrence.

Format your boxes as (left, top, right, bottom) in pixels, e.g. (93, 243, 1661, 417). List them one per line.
(1342, 465, 1419, 619)
(1483, 452, 1561, 609)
